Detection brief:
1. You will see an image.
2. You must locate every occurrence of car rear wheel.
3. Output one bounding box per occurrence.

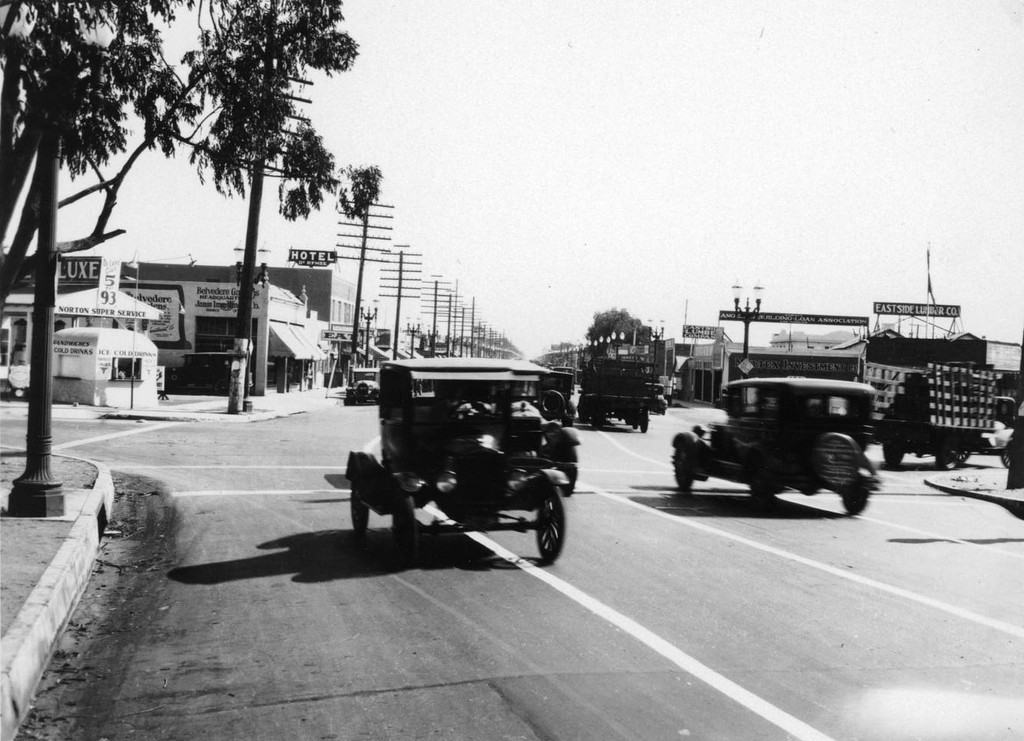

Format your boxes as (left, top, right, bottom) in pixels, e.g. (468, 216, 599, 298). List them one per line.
(882, 443, 905, 468)
(350, 482, 369, 538)
(934, 436, 962, 471)
(392, 494, 418, 568)
(639, 410, 649, 433)
(536, 483, 566, 564)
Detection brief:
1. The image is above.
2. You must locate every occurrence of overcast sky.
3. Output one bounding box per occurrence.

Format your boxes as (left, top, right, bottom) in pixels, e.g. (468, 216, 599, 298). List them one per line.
(58, 1, 1024, 358)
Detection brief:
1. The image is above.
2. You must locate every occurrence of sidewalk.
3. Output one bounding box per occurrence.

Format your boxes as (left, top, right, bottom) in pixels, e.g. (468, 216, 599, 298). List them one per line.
(924, 469, 1024, 516)
(0, 387, 343, 741)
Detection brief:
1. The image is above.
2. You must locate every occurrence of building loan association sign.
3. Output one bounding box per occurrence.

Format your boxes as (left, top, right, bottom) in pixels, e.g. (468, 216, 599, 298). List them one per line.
(718, 311, 869, 327)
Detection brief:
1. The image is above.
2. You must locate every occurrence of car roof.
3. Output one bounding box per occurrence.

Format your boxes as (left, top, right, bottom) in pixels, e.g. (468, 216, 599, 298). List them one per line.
(725, 377, 874, 395)
(381, 358, 550, 375)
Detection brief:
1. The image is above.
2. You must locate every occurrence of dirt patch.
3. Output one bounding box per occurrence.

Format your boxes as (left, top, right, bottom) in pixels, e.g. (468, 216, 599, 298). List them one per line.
(15, 472, 180, 741)
(0, 452, 98, 513)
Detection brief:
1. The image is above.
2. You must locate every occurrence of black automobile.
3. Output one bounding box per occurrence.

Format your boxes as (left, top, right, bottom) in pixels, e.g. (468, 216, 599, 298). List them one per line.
(345, 359, 577, 566)
(539, 369, 576, 426)
(344, 367, 380, 406)
(165, 352, 234, 395)
(671, 377, 879, 515)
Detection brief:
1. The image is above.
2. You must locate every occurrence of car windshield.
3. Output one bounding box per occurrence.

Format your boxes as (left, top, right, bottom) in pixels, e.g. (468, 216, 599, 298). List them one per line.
(801, 393, 868, 420)
(353, 370, 377, 382)
(410, 377, 538, 422)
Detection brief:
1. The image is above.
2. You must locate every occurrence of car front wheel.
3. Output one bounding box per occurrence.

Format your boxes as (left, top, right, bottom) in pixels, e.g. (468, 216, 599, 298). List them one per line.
(351, 482, 369, 538)
(536, 483, 566, 564)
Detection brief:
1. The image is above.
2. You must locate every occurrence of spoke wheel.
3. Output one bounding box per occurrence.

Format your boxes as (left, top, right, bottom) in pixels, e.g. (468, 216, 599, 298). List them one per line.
(392, 494, 418, 568)
(350, 483, 369, 538)
(536, 485, 566, 564)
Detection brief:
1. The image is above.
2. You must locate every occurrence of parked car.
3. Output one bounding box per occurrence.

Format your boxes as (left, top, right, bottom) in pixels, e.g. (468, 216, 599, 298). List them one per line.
(165, 352, 235, 395)
(345, 358, 577, 566)
(344, 367, 380, 406)
(671, 377, 879, 515)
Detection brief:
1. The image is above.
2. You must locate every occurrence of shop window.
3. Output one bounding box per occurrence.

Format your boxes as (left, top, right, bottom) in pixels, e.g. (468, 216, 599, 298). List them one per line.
(195, 316, 255, 352)
(112, 357, 141, 380)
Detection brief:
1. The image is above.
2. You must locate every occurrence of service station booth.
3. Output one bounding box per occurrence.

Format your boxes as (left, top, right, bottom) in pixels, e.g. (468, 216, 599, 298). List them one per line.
(52, 327, 160, 408)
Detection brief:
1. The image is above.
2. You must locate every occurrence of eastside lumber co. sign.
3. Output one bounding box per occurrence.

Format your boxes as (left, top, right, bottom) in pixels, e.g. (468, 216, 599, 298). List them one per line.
(718, 311, 869, 327)
(288, 249, 337, 267)
(680, 324, 723, 340)
(872, 301, 961, 318)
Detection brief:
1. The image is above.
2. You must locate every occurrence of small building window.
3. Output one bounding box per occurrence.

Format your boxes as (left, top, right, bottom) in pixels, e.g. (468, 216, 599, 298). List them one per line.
(112, 357, 141, 380)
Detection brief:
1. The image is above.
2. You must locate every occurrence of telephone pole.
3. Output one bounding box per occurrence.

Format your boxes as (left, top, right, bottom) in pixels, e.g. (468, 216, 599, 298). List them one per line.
(379, 246, 422, 359)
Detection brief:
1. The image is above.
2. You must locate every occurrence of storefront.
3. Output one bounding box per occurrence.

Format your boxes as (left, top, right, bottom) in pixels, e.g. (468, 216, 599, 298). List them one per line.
(51, 327, 160, 408)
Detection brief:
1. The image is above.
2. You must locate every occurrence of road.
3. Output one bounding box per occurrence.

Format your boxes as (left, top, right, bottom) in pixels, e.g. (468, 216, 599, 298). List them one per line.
(11, 403, 1024, 740)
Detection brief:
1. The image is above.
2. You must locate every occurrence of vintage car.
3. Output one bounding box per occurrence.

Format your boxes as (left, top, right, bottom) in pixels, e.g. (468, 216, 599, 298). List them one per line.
(165, 352, 234, 394)
(344, 367, 380, 405)
(345, 358, 578, 566)
(671, 377, 879, 515)
(539, 369, 577, 426)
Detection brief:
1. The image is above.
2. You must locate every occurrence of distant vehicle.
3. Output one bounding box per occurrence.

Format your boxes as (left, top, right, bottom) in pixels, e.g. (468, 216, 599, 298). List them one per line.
(671, 377, 879, 515)
(344, 367, 380, 406)
(577, 357, 658, 432)
(865, 362, 1016, 469)
(345, 358, 576, 566)
(165, 352, 234, 395)
(539, 369, 576, 426)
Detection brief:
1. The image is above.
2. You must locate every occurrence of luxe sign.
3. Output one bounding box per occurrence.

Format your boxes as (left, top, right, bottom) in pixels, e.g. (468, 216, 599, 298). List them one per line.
(288, 249, 336, 267)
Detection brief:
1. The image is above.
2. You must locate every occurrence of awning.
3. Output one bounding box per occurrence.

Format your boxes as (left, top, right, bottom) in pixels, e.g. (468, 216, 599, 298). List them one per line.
(56, 288, 161, 321)
(674, 356, 692, 372)
(269, 323, 325, 360)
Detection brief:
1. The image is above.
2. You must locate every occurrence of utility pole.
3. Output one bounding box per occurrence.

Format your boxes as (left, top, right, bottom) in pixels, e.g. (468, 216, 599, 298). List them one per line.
(1008, 324, 1024, 491)
(420, 276, 450, 357)
(337, 204, 391, 377)
(379, 246, 422, 359)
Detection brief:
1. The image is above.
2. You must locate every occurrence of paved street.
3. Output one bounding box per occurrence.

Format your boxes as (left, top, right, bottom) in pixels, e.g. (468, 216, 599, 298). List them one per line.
(7, 403, 1024, 740)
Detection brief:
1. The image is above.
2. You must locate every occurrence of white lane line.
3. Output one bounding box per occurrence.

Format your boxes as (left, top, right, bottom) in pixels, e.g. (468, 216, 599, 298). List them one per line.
(423, 504, 834, 741)
(589, 484, 1024, 639)
(52, 421, 183, 451)
(173, 489, 342, 498)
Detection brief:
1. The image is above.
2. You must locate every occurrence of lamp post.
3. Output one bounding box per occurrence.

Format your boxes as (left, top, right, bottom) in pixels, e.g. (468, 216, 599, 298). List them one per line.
(732, 282, 764, 375)
(405, 322, 421, 358)
(361, 306, 377, 366)
(8, 6, 115, 517)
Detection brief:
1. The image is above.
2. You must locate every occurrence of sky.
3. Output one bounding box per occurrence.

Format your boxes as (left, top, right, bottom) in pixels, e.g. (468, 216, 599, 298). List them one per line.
(56, 1, 1024, 359)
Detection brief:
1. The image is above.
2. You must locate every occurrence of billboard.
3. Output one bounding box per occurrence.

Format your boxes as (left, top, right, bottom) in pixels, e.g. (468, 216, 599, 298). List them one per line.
(873, 301, 960, 318)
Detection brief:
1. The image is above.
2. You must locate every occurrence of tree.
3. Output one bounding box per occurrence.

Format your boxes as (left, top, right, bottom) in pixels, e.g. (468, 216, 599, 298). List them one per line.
(1, 0, 359, 318)
(337, 165, 383, 365)
(586, 308, 643, 345)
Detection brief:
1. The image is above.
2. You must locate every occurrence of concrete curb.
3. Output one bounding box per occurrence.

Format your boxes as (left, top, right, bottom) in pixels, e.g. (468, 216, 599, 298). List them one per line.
(0, 459, 113, 741)
(924, 476, 1024, 517)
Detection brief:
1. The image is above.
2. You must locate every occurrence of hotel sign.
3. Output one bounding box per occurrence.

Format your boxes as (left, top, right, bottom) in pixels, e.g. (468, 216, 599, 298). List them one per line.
(288, 249, 336, 267)
(719, 311, 868, 327)
(873, 301, 960, 318)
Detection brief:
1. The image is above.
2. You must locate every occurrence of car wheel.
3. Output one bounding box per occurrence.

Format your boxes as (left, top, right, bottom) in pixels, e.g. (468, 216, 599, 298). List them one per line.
(882, 443, 905, 468)
(392, 494, 418, 568)
(350, 482, 369, 538)
(536, 483, 566, 564)
(840, 479, 870, 516)
(673, 453, 694, 494)
(1001, 449, 1011, 468)
(934, 436, 962, 471)
(746, 454, 779, 506)
(639, 410, 650, 433)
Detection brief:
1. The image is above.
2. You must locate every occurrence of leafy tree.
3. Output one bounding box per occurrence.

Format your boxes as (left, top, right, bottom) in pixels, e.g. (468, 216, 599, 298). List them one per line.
(337, 164, 383, 362)
(0, 0, 359, 318)
(586, 308, 643, 345)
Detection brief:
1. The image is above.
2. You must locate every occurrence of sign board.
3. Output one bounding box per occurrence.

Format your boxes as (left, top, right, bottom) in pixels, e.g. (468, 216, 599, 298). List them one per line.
(156, 366, 165, 391)
(718, 311, 869, 327)
(738, 358, 754, 375)
(288, 248, 336, 267)
(872, 301, 961, 318)
(321, 330, 350, 341)
(58, 257, 103, 287)
(728, 352, 861, 380)
(680, 324, 722, 340)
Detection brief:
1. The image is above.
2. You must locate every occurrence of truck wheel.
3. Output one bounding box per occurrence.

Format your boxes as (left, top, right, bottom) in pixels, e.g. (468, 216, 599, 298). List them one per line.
(639, 410, 650, 433)
(840, 479, 870, 516)
(882, 443, 905, 468)
(536, 482, 566, 564)
(392, 494, 418, 568)
(350, 482, 369, 538)
(934, 437, 962, 471)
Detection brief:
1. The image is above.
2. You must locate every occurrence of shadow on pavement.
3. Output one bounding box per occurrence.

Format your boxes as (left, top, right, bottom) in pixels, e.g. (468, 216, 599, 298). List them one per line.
(627, 492, 850, 520)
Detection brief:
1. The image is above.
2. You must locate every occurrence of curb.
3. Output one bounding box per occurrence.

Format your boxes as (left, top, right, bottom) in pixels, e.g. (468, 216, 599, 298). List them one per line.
(0, 459, 114, 741)
(924, 476, 1024, 517)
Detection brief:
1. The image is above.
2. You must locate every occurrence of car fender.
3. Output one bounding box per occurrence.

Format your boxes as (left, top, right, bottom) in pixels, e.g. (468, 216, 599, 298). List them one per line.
(672, 429, 700, 451)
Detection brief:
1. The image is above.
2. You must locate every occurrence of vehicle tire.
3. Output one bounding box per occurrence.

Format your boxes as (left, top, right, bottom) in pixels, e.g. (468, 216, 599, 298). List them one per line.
(746, 453, 779, 506)
(391, 494, 418, 568)
(1001, 449, 1011, 468)
(934, 436, 962, 471)
(882, 443, 905, 468)
(673, 450, 694, 494)
(350, 482, 369, 538)
(639, 410, 650, 433)
(536, 483, 566, 564)
(840, 479, 870, 516)
(542, 390, 566, 418)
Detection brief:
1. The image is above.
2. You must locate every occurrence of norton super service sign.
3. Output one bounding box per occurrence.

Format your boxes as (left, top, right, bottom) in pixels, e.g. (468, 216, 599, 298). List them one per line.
(873, 301, 961, 317)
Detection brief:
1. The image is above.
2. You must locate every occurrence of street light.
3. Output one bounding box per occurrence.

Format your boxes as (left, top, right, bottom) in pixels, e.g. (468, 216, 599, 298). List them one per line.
(405, 322, 421, 357)
(361, 306, 377, 366)
(732, 282, 764, 375)
(8, 5, 115, 517)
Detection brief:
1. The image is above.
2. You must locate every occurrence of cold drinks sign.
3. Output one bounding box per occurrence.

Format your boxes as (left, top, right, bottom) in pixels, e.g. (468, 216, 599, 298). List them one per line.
(288, 249, 337, 267)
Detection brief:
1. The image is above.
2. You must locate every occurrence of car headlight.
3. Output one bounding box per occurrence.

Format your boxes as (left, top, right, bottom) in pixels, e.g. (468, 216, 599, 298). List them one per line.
(393, 472, 426, 493)
(436, 469, 457, 494)
(508, 468, 530, 492)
